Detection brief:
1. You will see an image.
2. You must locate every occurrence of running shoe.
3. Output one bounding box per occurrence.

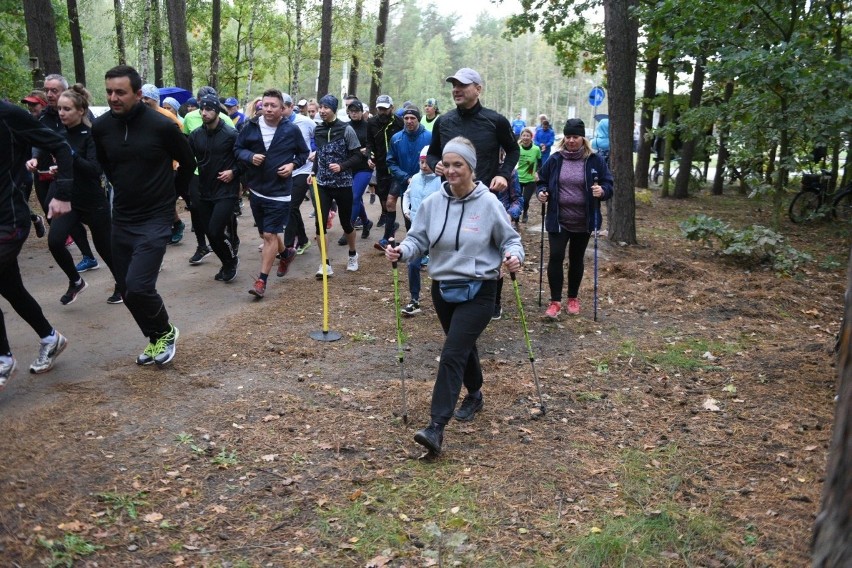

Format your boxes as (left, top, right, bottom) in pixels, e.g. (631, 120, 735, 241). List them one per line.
(151, 325, 179, 366)
(492, 304, 502, 321)
(315, 264, 334, 279)
(60, 279, 87, 305)
(189, 246, 211, 264)
(75, 256, 99, 272)
(137, 342, 156, 365)
(296, 241, 312, 255)
(337, 234, 348, 246)
(107, 290, 123, 304)
(544, 301, 562, 320)
(377, 212, 386, 227)
(361, 219, 373, 239)
(401, 300, 421, 316)
(221, 262, 238, 283)
(373, 238, 389, 252)
(566, 298, 580, 315)
(29, 331, 67, 374)
(170, 220, 185, 245)
(346, 253, 359, 272)
(0, 357, 16, 390)
(276, 248, 296, 277)
(249, 278, 266, 299)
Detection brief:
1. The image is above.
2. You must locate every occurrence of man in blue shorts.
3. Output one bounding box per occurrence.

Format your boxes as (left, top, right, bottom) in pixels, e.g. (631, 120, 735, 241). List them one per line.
(235, 89, 309, 299)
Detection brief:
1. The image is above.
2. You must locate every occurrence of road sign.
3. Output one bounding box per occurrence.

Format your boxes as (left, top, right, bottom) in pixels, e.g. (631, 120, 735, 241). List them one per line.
(588, 87, 605, 106)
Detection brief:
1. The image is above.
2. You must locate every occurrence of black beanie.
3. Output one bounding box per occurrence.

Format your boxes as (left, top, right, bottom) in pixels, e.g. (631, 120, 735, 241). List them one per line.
(564, 118, 585, 137)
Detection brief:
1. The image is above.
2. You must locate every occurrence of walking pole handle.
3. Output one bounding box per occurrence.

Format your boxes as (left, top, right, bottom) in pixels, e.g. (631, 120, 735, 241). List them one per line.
(388, 237, 397, 269)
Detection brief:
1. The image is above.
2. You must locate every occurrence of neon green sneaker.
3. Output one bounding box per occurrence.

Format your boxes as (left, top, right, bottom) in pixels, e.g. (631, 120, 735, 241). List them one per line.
(151, 325, 180, 366)
(136, 342, 157, 366)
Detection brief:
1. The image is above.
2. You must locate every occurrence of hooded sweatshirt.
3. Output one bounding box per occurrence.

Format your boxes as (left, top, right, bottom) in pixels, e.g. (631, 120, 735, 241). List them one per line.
(398, 181, 524, 281)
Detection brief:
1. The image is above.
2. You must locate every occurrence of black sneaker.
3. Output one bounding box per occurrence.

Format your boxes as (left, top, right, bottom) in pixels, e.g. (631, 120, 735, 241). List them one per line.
(413, 423, 444, 454)
(453, 393, 483, 422)
(214, 268, 225, 281)
(401, 300, 421, 316)
(221, 263, 238, 282)
(60, 279, 87, 305)
(337, 234, 347, 246)
(189, 246, 211, 264)
(377, 212, 386, 227)
(492, 304, 502, 321)
(107, 290, 123, 304)
(361, 219, 373, 239)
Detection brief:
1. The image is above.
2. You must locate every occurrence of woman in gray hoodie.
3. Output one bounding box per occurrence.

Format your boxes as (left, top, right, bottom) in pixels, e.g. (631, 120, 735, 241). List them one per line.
(385, 136, 524, 455)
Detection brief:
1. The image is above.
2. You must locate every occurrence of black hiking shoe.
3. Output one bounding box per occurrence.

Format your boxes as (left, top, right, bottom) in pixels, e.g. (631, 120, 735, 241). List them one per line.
(414, 423, 444, 454)
(453, 392, 484, 422)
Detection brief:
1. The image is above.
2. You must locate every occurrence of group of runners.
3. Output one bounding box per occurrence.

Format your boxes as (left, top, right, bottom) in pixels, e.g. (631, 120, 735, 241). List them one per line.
(2, 64, 613, 455)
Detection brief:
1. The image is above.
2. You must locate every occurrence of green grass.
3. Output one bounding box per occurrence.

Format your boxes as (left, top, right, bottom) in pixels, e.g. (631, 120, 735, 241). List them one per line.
(211, 448, 239, 468)
(39, 534, 103, 567)
(316, 462, 487, 561)
(564, 446, 725, 566)
(96, 491, 148, 521)
(649, 337, 745, 371)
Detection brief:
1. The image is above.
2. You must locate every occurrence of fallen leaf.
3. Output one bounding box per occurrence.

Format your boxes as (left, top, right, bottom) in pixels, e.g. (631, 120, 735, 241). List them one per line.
(57, 520, 87, 532)
(211, 505, 228, 514)
(144, 512, 164, 523)
(261, 454, 278, 462)
(590, 526, 602, 534)
(262, 415, 279, 422)
(450, 506, 460, 514)
(366, 554, 393, 567)
(349, 489, 363, 501)
(804, 445, 818, 451)
(702, 398, 721, 412)
(171, 555, 186, 566)
(398, 513, 410, 522)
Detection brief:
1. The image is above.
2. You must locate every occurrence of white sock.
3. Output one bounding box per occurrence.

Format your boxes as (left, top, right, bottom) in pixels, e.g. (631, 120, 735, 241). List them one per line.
(40, 330, 58, 345)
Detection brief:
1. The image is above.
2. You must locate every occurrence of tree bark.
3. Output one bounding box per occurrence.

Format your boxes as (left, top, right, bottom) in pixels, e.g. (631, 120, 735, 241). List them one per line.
(210, 0, 221, 90)
(369, 0, 390, 107)
(113, 0, 127, 65)
(712, 80, 735, 195)
(634, 52, 657, 189)
(348, 0, 364, 96)
(812, 245, 852, 566)
(140, 0, 151, 81)
(23, 0, 62, 85)
(244, 5, 257, 102)
(292, 0, 303, 96)
(674, 56, 705, 198)
(66, 0, 86, 84)
(152, 0, 163, 86)
(603, 0, 638, 245)
(317, 0, 333, 98)
(166, 0, 192, 89)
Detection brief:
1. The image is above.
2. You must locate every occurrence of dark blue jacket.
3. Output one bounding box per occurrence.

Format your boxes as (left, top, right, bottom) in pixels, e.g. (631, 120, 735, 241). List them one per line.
(536, 151, 613, 233)
(234, 117, 309, 198)
(387, 124, 431, 187)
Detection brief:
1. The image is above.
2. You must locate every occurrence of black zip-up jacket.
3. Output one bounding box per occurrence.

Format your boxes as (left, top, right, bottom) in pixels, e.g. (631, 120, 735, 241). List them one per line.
(426, 101, 520, 188)
(366, 114, 403, 176)
(92, 102, 196, 224)
(63, 122, 107, 212)
(1, 102, 74, 228)
(32, 105, 64, 170)
(188, 119, 243, 201)
(347, 118, 371, 173)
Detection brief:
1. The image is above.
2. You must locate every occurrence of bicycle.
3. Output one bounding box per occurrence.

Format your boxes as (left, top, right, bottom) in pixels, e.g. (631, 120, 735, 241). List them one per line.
(788, 169, 852, 223)
(649, 158, 704, 189)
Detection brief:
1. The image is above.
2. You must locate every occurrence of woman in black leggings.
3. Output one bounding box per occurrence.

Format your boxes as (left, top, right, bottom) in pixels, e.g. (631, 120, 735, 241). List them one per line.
(50, 85, 121, 305)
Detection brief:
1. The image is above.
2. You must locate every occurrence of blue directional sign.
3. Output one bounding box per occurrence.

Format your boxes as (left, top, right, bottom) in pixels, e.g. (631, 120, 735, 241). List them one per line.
(588, 87, 605, 106)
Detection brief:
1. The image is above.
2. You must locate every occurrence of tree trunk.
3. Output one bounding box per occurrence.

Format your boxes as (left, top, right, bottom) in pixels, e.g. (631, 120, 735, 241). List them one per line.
(634, 52, 657, 189)
(812, 245, 852, 566)
(166, 0, 192, 89)
(603, 0, 638, 245)
(244, 5, 257, 102)
(369, 0, 390, 107)
(140, 0, 151, 81)
(233, 18, 243, 99)
(152, 0, 163, 86)
(661, 69, 675, 198)
(317, 0, 333, 98)
(113, 0, 127, 65)
(210, 0, 221, 90)
(348, 0, 364, 96)
(292, 0, 302, 96)
(23, 0, 62, 85)
(712, 80, 735, 195)
(66, 0, 86, 84)
(674, 56, 705, 199)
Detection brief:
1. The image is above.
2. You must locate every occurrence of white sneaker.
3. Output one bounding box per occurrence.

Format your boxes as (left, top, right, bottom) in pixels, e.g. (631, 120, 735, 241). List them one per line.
(346, 252, 359, 272)
(315, 263, 334, 279)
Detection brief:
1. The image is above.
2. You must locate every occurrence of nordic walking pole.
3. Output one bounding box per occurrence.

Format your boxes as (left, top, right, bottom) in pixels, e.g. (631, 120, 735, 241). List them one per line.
(538, 203, 545, 307)
(592, 172, 599, 323)
(309, 176, 341, 341)
(509, 268, 546, 416)
(389, 238, 408, 423)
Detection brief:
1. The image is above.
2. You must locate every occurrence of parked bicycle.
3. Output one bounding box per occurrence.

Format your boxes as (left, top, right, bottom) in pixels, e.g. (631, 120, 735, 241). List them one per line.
(788, 169, 852, 223)
(649, 157, 705, 189)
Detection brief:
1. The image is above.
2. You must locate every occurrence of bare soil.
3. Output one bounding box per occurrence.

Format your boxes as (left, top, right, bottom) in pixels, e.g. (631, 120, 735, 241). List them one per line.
(0, 191, 847, 567)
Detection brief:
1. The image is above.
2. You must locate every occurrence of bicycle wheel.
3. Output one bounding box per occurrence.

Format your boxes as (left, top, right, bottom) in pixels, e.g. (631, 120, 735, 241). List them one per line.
(789, 191, 822, 223)
(833, 189, 852, 221)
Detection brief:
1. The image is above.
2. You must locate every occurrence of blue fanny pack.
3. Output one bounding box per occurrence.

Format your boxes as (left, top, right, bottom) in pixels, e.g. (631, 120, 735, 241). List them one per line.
(438, 279, 482, 303)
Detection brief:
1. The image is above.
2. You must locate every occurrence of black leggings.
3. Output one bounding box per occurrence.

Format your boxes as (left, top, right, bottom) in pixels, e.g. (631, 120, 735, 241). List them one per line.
(521, 181, 537, 217)
(0, 225, 52, 354)
(547, 230, 591, 301)
(35, 179, 94, 258)
(48, 206, 116, 283)
(284, 174, 310, 248)
(197, 197, 238, 267)
(315, 185, 354, 236)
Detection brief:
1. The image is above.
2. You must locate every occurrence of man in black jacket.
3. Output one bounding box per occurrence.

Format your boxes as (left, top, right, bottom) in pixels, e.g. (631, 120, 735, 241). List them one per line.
(92, 65, 196, 367)
(426, 68, 519, 192)
(189, 94, 243, 283)
(366, 95, 403, 229)
(0, 101, 73, 383)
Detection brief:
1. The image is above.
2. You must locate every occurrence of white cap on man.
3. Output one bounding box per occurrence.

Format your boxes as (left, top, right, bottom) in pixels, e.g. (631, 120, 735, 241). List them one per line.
(445, 68, 482, 85)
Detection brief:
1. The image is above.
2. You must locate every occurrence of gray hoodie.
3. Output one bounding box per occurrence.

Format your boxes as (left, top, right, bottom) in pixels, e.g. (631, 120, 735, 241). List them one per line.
(398, 181, 525, 281)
